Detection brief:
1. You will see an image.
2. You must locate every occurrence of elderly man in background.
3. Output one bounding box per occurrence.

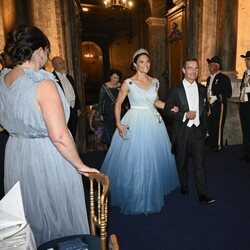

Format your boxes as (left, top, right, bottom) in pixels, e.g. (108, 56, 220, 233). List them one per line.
(52, 56, 81, 140)
(206, 56, 232, 152)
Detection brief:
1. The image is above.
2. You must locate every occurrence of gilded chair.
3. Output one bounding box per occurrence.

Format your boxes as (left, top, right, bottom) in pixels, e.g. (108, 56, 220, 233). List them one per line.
(89, 172, 109, 250)
(38, 172, 119, 250)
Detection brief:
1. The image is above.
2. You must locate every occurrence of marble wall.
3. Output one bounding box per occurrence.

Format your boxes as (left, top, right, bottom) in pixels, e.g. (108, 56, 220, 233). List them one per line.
(224, 98, 242, 145)
(236, 0, 250, 78)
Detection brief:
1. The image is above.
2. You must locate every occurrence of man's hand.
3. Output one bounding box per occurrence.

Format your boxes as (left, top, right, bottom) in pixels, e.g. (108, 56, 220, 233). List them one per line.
(186, 111, 197, 120)
(244, 86, 250, 93)
(209, 95, 217, 104)
(171, 106, 179, 113)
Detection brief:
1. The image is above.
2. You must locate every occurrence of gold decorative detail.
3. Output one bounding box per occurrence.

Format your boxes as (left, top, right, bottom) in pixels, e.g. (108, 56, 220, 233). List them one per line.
(89, 172, 110, 250)
(168, 23, 183, 43)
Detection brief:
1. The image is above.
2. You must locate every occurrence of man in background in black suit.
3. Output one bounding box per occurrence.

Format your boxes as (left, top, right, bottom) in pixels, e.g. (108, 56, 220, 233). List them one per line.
(206, 56, 232, 152)
(162, 58, 215, 204)
(239, 51, 250, 162)
(52, 56, 81, 140)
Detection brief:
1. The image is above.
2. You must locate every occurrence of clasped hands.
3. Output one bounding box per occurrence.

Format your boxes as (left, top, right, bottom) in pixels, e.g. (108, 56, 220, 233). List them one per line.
(242, 86, 250, 94)
(185, 111, 197, 120)
(209, 95, 217, 104)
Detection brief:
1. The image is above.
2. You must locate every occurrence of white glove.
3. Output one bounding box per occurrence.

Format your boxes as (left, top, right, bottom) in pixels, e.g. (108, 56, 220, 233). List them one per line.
(244, 86, 250, 93)
(209, 95, 217, 104)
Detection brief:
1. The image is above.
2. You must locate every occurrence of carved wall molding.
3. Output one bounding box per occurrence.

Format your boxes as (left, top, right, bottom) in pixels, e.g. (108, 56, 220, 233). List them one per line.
(146, 17, 166, 26)
(168, 22, 182, 43)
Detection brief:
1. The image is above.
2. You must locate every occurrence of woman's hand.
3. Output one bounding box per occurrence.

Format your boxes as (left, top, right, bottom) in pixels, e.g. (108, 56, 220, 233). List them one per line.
(154, 99, 165, 109)
(77, 164, 100, 177)
(117, 123, 129, 139)
(171, 106, 179, 113)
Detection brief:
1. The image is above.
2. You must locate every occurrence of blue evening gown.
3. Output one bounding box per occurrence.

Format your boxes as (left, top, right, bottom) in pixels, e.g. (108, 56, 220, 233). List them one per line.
(101, 78, 179, 215)
(0, 68, 90, 245)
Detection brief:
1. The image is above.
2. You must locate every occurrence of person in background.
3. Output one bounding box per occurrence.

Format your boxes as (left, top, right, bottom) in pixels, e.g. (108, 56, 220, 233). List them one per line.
(89, 103, 105, 151)
(52, 56, 81, 140)
(101, 48, 179, 215)
(98, 69, 124, 148)
(239, 51, 250, 162)
(161, 58, 215, 204)
(0, 24, 98, 246)
(206, 56, 232, 152)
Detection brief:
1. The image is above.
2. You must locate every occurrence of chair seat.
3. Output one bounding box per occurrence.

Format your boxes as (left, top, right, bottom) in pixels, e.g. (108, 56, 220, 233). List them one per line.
(38, 234, 101, 250)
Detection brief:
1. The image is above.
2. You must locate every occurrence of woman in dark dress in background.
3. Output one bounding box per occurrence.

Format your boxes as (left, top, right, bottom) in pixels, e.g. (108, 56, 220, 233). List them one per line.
(98, 69, 123, 148)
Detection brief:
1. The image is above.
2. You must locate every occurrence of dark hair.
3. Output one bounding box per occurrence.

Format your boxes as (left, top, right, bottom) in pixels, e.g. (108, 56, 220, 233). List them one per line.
(130, 53, 150, 71)
(109, 69, 122, 79)
(0, 52, 14, 68)
(182, 58, 199, 68)
(4, 24, 50, 65)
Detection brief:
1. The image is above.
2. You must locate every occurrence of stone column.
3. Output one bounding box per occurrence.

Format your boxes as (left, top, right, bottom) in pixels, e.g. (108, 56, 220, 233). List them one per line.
(216, 0, 240, 96)
(29, 0, 65, 64)
(146, 17, 167, 98)
(61, 0, 87, 153)
(199, 0, 217, 82)
(216, 0, 241, 145)
(216, 0, 238, 75)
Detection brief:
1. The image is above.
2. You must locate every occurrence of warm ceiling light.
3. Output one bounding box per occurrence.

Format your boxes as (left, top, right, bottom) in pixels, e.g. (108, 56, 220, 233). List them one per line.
(82, 7, 90, 12)
(84, 54, 93, 58)
(104, 0, 133, 10)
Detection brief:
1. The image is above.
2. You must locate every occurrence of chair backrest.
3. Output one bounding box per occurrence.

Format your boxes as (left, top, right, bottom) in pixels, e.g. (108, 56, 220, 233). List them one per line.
(89, 172, 109, 250)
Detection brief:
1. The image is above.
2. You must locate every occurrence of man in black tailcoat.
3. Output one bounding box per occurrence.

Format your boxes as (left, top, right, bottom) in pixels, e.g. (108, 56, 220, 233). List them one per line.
(162, 58, 215, 204)
(52, 56, 81, 140)
(206, 56, 232, 152)
(239, 51, 250, 162)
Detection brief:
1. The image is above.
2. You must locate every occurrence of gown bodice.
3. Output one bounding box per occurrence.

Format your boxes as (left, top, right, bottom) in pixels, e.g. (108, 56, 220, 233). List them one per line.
(0, 68, 69, 138)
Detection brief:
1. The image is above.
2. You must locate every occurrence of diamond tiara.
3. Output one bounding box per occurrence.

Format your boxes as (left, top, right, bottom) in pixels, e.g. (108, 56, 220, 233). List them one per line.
(132, 48, 149, 62)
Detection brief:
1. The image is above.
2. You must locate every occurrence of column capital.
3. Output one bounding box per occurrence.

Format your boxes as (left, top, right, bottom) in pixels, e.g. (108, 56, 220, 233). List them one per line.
(146, 17, 166, 26)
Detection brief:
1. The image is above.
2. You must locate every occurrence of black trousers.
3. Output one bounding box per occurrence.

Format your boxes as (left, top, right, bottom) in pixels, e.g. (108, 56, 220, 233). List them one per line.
(174, 125, 208, 197)
(239, 101, 250, 157)
(68, 107, 78, 140)
(208, 101, 227, 150)
(0, 130, 8, 199)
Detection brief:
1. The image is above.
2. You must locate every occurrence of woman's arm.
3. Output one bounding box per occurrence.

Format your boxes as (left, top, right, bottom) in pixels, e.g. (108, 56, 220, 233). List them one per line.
(155, 99, 179, 112)
(154, 99, 165, 109)
(36, 80, 99, 176)
(89, 109, 95, 132)
(114, 82, 129, 138)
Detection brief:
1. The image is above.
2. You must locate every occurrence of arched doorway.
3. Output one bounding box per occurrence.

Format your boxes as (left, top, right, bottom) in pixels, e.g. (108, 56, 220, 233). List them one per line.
(82, 41, 103, 105)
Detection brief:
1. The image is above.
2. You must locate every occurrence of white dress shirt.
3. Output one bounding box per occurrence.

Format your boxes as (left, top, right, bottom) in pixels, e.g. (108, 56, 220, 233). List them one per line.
(183, 79, 200, 127)
(56, 71, 76, 108)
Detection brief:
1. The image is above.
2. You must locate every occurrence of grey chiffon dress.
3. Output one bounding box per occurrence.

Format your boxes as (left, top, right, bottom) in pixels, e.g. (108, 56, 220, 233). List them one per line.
(0, 68, 89, 246)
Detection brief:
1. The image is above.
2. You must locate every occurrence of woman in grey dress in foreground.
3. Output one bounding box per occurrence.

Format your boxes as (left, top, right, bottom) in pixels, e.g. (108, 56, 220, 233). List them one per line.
(0, 24, 99, 246)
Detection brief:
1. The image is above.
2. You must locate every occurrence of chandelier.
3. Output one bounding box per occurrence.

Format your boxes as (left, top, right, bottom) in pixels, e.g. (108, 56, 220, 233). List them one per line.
(104, 0, 133, 10)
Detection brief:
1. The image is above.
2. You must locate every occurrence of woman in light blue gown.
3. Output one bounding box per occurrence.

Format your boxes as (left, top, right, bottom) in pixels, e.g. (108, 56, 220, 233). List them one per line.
(0, 25, 99, 246)
(101, 48, 179, 215)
